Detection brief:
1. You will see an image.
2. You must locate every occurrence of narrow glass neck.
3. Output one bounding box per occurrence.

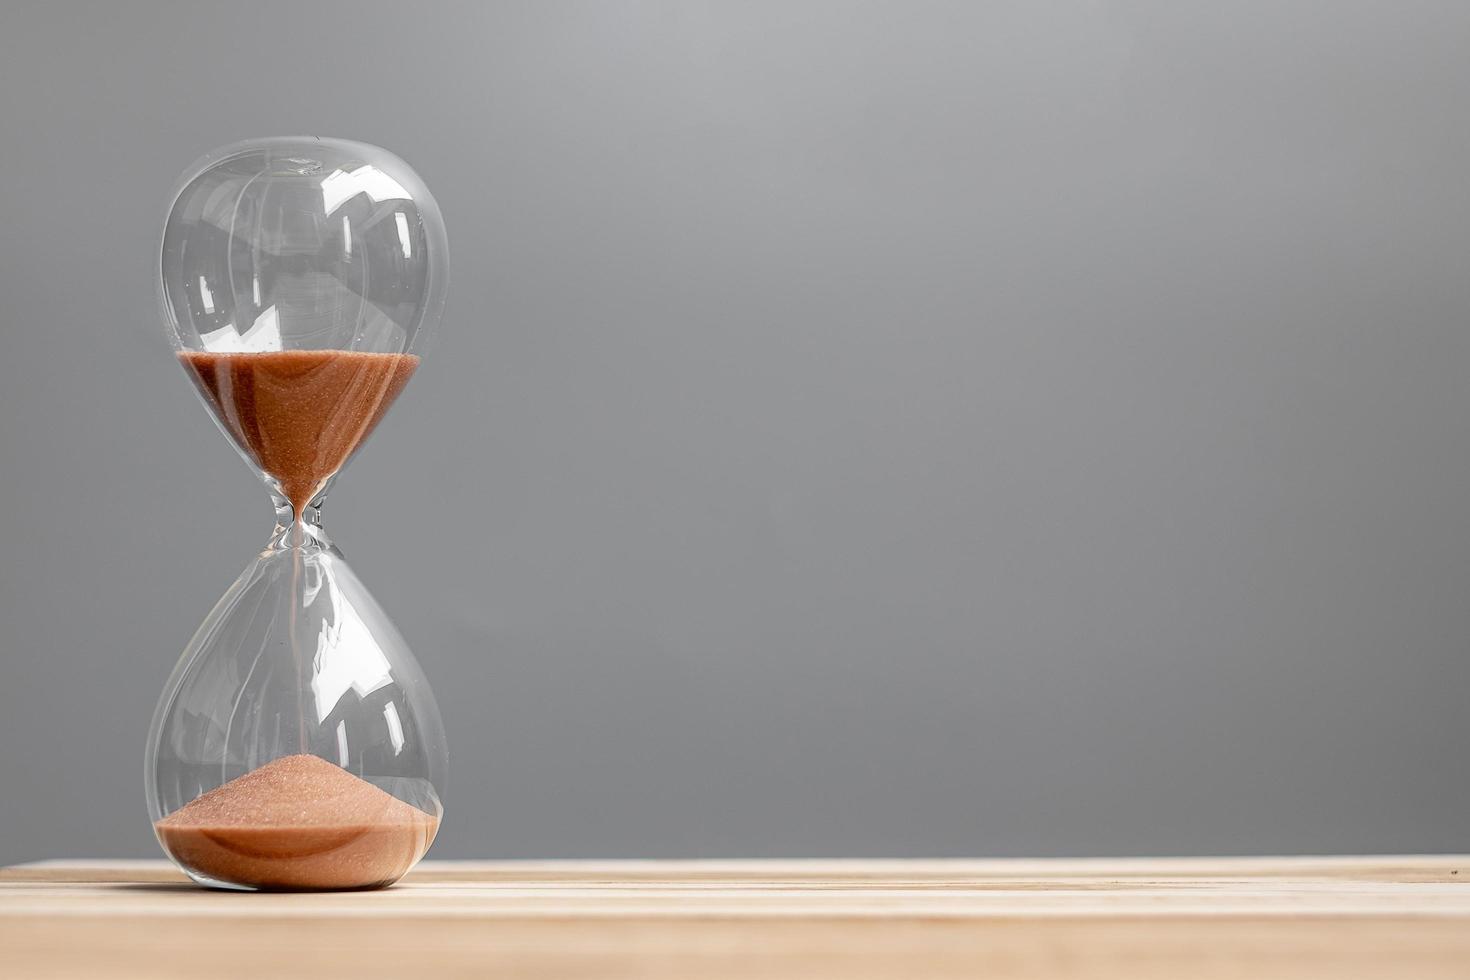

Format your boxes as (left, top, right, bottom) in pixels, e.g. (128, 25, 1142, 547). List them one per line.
(270, 492, 332, 552)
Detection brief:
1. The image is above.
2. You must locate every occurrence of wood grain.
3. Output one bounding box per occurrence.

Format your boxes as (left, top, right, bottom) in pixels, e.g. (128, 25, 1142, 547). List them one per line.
(2, 857, 1467, 978)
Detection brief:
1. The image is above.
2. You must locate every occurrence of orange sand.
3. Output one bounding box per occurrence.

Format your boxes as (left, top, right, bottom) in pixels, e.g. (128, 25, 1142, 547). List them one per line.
(155, 754, 438, 891)
(179, 350, 418, 516)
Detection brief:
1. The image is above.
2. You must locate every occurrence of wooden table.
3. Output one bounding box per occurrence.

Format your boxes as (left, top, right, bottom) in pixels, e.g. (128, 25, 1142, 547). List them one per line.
(3, 857, 1468, 978)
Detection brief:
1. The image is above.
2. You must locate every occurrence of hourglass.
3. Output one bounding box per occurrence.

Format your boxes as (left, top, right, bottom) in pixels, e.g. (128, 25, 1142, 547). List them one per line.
(145, 137, 448, 891)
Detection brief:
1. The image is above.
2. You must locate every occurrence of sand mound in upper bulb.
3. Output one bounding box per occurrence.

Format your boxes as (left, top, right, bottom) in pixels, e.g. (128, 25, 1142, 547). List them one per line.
(179, 350, 418, 516)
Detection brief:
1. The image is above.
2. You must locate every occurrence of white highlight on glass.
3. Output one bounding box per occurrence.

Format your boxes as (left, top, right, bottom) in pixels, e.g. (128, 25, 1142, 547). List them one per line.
(310, 574, 396, 722)
(342, 215, 352, 256)
(320, 165, 412, 215)
(394, 211, 413, 259)
(383, 701, 405, 755)
(199, 305, 281, 353)
(198, 276, 215, 315)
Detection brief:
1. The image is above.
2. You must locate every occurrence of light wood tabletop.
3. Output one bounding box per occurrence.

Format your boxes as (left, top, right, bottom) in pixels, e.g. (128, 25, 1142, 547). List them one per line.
(2, 857, 1467, 978)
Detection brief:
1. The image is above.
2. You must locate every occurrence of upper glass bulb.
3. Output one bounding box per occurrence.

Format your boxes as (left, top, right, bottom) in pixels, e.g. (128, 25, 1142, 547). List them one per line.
(158, 138, 448, 518)
(160, 136, 447, 356)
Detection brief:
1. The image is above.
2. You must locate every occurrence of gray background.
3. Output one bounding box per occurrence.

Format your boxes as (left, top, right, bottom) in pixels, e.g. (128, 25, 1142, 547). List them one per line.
(2, 0, 1468, 863)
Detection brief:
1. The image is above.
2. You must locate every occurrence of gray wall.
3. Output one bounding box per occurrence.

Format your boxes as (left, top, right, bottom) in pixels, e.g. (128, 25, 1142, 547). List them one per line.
(2, 0, 1469, 863)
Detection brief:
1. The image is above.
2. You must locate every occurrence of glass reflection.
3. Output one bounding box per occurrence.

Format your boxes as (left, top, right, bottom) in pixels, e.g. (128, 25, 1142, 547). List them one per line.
(320, 165, 412, 215)
(310, 562, 394, 723)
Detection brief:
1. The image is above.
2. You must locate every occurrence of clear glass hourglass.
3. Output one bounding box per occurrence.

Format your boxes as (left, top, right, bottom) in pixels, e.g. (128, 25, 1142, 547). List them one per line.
(145, 137, 448, 891)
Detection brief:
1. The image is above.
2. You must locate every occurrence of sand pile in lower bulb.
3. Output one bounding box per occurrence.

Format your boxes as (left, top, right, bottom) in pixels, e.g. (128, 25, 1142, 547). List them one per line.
(155, 754, 438, 890)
